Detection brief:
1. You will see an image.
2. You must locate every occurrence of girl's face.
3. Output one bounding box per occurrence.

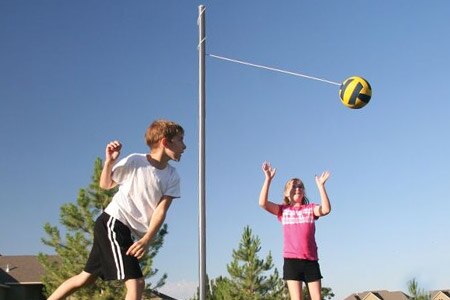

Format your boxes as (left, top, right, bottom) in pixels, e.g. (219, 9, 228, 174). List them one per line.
(285, 179, 305, 205)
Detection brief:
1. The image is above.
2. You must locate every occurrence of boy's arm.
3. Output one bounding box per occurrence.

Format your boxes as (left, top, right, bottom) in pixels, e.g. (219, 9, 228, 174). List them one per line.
(99, 141, 121, 189)
(99, 160, 118, 189)
(314, 171, 331, 217)
(126, 196, 173, 259)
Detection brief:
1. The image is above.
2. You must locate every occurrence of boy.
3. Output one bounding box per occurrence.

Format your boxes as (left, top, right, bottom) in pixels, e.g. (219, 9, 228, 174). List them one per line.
(48, 119, 186, 300)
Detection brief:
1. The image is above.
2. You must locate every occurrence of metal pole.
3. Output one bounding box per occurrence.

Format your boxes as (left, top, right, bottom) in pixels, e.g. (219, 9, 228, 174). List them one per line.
(198, 5, 207, 300)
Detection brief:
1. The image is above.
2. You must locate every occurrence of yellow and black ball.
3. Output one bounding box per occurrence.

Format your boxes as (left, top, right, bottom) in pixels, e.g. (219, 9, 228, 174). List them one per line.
(339, 76, 372, 109)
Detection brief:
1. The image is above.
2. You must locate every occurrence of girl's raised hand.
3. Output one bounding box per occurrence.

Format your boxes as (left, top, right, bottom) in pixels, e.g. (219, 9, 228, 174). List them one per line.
(262, 161, 276, 179)
(315, 171, 331, 186)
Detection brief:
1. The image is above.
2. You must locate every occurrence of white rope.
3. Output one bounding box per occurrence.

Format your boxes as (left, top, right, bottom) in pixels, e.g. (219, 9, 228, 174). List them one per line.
(198, 37, 206, 50)
(197, 7, 206, 50)
(197, 6, 205, 26)
(207, 53, 341, 86)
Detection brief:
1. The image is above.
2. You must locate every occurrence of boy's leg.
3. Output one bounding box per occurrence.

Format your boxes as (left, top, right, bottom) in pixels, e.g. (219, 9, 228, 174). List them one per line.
(47, 271, 97, 300)
(124, 277, 145, 300)
(286, 280, 303, 300)
(306, 280, 322, 300)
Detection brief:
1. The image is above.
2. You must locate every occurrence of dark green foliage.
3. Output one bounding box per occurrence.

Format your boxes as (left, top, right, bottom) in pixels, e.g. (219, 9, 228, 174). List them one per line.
(302, 285, 335, 300)
(191, 226, 288, 300)
(225, 226, 286, 300)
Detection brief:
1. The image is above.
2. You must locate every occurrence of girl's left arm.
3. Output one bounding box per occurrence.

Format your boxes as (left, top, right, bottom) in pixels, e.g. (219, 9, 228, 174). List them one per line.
(314, 171, 331, 217)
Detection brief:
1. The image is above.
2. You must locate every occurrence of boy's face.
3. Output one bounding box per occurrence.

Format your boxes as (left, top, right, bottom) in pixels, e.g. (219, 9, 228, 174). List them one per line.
(165, 133, 186, 161)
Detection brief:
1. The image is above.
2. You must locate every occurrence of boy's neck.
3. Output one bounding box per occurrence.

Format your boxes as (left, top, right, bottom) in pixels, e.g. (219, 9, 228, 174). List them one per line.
(146, 149, 169, 170)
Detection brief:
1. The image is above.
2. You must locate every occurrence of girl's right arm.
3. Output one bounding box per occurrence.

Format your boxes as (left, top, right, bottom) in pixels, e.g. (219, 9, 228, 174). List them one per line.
(259, 162, 280, 216)
(99, 140, 122, 190)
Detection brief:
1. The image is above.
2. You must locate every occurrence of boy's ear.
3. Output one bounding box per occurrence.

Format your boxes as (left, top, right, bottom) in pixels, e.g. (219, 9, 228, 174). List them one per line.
(161, 137, 169, 148)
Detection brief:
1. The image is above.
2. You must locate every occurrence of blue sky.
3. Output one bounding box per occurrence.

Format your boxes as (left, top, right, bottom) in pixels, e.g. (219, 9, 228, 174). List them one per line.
(1, 1, 450, 299)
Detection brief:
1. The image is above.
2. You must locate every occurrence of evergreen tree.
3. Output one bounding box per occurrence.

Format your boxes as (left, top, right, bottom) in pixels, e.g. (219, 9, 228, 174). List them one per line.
(320, 286, 335, 299)
(191, 275, 237, 300)
(226, 226, 286, 300)
(209, 276, 234, 300)
(190, 226, 287, 300)
(191, 274, 227, 300)
(302, 286, 335, 299)
(38, 158, 168, 299)
(408, 278, 430, 300)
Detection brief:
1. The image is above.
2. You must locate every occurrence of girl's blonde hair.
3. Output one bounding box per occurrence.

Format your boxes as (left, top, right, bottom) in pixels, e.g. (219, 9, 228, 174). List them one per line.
(283, 178, 309, 205)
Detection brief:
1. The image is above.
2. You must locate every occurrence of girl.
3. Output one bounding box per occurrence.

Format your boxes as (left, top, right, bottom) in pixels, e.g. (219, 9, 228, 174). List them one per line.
(259, 161, 331, 300)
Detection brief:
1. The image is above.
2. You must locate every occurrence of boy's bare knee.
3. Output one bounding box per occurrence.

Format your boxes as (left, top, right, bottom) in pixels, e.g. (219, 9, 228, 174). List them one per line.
(75, 271, 96, 287)
(47, 272, 96, 300)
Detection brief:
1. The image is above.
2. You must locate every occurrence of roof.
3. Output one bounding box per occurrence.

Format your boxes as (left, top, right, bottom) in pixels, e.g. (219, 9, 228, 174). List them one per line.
(344, 290, 411, 300)
(0, 255, 56, 284)
(431, 290, 450, 300)
(149, 289, 179, 300)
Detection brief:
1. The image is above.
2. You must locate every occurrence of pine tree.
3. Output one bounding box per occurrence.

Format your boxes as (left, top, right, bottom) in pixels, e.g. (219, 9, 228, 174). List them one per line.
(190, 225, 286, 300)
(408, 278, 431, 300)
(302, 286, 335, 299)
(209, 276, 234, 300)
(226, 226, 287, 300)
(191, 275, 235, 300)
(38, 158, 168, 299)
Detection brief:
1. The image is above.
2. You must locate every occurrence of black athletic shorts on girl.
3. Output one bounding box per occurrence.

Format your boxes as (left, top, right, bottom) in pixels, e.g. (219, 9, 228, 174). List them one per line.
(283, 258, 323, 283)
(84, 212, 143, 280)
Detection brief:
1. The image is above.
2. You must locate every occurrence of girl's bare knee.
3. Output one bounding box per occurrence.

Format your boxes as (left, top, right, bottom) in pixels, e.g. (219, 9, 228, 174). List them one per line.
(124, 278, 145, 300)
(136, 277, 145, 288)
(307, 280, 322, 300)
(125, 277, 145, 290)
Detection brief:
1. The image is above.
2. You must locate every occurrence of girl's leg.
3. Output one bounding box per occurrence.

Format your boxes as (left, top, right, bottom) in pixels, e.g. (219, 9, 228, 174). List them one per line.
(124, 277, 145, 300)
(306, 280, 322, 300)
(286, 280, 303, 300)
(47, 271, 96, 300)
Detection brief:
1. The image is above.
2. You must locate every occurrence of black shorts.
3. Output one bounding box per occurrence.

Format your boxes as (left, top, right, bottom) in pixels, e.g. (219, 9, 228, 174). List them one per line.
(84, 212, 143, 280)
(283, 258, 323, 283)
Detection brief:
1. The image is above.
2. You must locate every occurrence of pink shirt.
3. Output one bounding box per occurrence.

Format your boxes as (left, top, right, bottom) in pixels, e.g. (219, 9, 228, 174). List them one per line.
(278, 203, 319, 260)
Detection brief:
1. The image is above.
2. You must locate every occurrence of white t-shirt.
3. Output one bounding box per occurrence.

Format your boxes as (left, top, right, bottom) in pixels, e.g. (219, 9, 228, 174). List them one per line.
(104, 153, 180, 238)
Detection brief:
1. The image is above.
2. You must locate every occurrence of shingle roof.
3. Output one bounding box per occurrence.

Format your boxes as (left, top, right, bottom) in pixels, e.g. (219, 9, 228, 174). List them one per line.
(0, 255, 56, 284)
(374, 291, 411, 300)
(431, 290, 450, 299)
(149, 289, 179, 300)
(344, 290, 411, 300)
